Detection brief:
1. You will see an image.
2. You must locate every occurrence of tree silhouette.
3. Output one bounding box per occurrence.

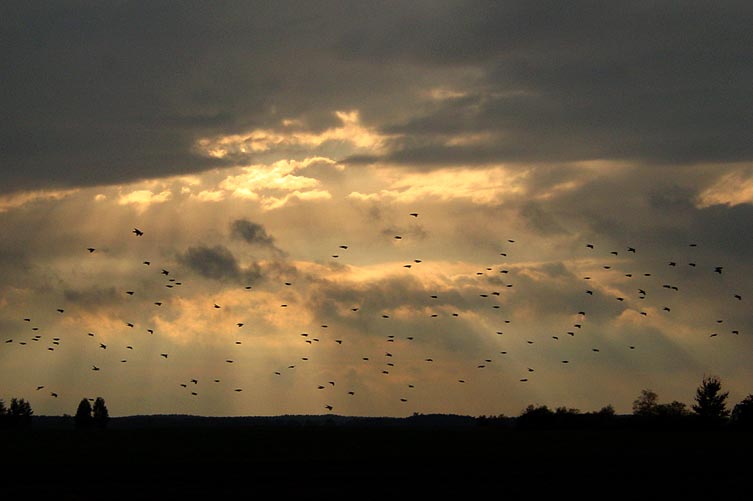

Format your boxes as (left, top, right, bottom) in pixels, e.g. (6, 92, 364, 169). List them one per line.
(692, 375, 729, 423)
(75, 398, 93, 429)
(8, 398, 33, 427)
(92, 397, 109, 429)
(632, 389, 659, 416)
(731, 395, 753, 428)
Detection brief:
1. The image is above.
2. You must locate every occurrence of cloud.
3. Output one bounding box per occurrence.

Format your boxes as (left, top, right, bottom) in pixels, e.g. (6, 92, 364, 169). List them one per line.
(117, 189, 173, 209)
(230, 219, 276, 248)
(178, 245, 260, 284)
(4, 2, 751, 195)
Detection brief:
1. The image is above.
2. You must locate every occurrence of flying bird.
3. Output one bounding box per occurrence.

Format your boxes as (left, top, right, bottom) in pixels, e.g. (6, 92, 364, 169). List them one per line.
(133, 228, 144, 236)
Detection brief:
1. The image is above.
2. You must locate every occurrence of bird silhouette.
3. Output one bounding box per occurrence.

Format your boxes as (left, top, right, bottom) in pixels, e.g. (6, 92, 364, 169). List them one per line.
(133, 228, 144, 236)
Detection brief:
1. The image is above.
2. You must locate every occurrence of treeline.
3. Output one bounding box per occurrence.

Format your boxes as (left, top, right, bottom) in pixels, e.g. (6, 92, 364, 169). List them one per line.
(0, 398, 33, 428)
(479, 375, 753, 430)
(0, 397, 109, 430)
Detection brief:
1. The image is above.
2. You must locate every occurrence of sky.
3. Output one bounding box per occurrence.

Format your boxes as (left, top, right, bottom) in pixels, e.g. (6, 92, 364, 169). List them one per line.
(2, 1, 753, 418)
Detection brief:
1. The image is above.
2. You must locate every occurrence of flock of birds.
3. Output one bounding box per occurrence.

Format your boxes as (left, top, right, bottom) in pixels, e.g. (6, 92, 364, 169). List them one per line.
(2, 212, 749, 415)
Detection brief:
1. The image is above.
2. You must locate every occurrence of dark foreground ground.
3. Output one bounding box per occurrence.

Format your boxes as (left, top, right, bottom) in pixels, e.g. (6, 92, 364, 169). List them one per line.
(2, 422, 751, 499)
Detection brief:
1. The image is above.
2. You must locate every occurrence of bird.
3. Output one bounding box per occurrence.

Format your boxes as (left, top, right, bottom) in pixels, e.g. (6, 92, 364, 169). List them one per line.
(92, 365, 100, 371)
(133, 228, 144, 236)
(409, 213, 418, 217)
(160, 353, 168, 358)
(51, 392, 58, 398)
(36, 385, 44, 390)
(714, 266, 723, 274)
(325, 405, 333, 411)
(143, 261, 151, 265)
(99, 343, 107, 349)
(87, 248, 96, 253)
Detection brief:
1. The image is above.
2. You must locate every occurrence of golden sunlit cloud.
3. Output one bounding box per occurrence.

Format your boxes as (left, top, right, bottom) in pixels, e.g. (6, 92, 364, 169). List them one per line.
(348, 166, 528, 205)
(194, 110, 395, 159)
(117, 189, 173, 210)
(697, 167, 753, 207)
(0, 188, 79, 212)
(218, 157, 335, 210)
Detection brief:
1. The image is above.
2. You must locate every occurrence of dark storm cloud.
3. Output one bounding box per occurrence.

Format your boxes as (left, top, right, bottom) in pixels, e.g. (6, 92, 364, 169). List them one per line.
(63, 286, 120, 310)
(230, 219, 276, 248)
(4, 2, 751, 194)
(348, 1, 753, 167)
(0, 1, 439, 193)
(178, 245, 262, 284)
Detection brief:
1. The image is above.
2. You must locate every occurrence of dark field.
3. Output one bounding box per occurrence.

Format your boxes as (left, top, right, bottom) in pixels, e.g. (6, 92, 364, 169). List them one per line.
(2, 421, 751, 498)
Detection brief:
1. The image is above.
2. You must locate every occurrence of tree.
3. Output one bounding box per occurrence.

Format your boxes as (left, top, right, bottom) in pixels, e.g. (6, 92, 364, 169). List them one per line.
(8, 398, 33, 426)
(92, 397, 109, 429)
(597, 405, 616, 417)
(655, 401, 690, 418)
(692, 375, 729, 423)
(632, 389, 659, 416)
(731, 395, 753, 428)
(75, 398, 93, 429)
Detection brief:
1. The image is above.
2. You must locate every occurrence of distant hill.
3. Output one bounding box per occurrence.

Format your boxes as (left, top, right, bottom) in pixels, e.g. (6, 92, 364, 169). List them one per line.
(32, 412, 487, 430)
